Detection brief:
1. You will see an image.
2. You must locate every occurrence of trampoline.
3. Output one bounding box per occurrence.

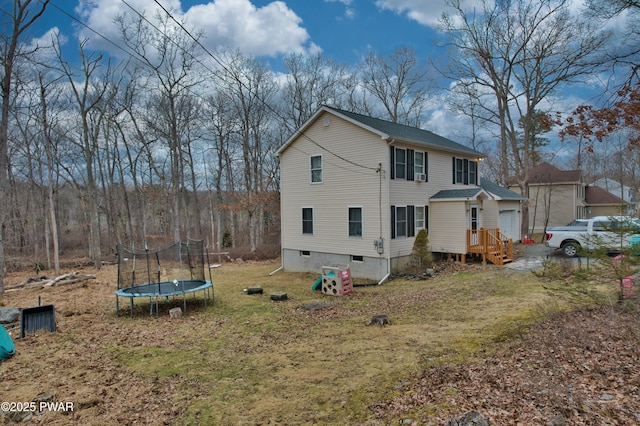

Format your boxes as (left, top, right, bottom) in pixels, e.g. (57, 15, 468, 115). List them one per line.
(115, 239, 214, 317)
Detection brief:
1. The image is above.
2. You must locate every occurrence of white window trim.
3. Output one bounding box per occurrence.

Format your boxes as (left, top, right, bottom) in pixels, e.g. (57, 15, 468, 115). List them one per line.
(395, 205, 408, 238)
(348, 206, 363, 238)
(415, 205, 425, 230)
(414, 151, 425, 175)
(302, 206, 314, 235)
(310, 155, 323, 184)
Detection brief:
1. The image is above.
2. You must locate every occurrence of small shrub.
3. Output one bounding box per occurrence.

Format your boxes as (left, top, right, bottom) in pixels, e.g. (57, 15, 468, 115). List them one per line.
(407, 229, 433, 275)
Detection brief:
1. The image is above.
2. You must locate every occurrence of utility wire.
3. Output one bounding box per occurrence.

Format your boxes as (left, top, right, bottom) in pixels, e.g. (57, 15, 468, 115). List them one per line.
(149, 0, 379, 172)
(46, 0, 379, 173)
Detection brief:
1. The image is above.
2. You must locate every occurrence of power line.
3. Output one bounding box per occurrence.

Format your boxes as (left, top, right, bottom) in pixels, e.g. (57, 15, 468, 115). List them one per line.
(149, 0, 379, 172)
(47, 0, 379, 173)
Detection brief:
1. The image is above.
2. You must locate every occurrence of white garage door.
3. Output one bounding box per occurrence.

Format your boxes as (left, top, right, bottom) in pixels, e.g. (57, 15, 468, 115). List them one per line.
(499, 210, 518, 241)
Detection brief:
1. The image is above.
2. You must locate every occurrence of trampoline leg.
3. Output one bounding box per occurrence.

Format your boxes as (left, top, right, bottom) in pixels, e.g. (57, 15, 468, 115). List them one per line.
(183, 294, 187, 315)
(129, 298, 134, 318)
(116, 296, 119, 316)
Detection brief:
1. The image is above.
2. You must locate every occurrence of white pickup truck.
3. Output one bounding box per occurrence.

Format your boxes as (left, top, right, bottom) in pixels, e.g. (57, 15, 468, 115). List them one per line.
(545, 216, 640, 257)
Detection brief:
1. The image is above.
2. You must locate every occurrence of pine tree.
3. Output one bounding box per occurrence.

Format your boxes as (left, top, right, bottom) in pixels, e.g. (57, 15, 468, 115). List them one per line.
(410, 229, 433, 272)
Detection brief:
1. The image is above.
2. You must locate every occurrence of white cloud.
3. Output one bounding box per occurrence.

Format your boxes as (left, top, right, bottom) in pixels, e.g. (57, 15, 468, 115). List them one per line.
(374, 0, 481, 29)
(185, 0, 314, 56)
(27, 27, 65, 61)
(374, 0, 591, 30)
(324, 0, 355, 19)
(75, 0, 315, 59)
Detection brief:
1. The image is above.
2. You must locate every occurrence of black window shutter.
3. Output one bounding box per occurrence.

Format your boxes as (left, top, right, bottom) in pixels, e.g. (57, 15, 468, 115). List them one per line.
(473, 161, 478, 185)
(425, 152, 428, 182)
(390, 147, 395, 179)
(425, 206, 429, 231)
(452, 157, 456, 184)
(391, 206, 396, 239)
(463, 159, 469, 185)
(407, 149, 415, 181)
(408, 205, 415, 237)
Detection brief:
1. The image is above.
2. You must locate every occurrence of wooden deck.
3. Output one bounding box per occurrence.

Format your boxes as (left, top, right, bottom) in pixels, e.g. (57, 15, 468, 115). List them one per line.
(466, 228, 514, 266)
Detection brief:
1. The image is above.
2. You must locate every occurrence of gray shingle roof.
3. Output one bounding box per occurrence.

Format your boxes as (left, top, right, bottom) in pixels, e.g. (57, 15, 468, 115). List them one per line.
(326, 107, 484, 157)
(431, 188, 484, 200)
(480, 178, 526, 200)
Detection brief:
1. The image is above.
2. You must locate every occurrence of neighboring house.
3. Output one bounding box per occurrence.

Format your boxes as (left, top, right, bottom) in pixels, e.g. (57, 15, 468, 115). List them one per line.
(508, 162, 586, 233)
(584, 185, 629, 218)
(592, 177, 636, 214)
(277, 106, 524, 282)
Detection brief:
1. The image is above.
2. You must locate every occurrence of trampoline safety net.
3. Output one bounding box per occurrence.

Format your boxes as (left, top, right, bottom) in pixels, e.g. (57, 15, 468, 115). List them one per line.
(117, 239, 206, 290)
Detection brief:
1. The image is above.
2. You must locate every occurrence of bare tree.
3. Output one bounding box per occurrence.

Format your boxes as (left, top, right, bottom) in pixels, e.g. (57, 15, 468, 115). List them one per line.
(217, 51, 279, 252)
(447, 82, 491, 152)
(281, 53, 347, 128)
(359, 46, 434, 126)
(37, 73, 62, 274)
(55, 37, 118, 268)
(586, 0, 640, 86)
(0, 0, 49, 293)
(441, 0, 609, 236)
(117, 12, 206, 243)
(202, 90, 237, 251)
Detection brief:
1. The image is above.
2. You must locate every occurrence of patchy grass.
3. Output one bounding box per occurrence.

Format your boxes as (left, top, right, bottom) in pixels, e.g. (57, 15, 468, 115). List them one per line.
(0, 259, 616, 425)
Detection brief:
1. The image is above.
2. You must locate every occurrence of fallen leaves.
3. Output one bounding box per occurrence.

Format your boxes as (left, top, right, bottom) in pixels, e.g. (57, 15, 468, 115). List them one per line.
(368, 306, 640, 425)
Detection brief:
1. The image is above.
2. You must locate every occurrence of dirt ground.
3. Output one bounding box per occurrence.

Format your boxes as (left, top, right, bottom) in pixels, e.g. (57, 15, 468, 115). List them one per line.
(1, 259, 640, 425)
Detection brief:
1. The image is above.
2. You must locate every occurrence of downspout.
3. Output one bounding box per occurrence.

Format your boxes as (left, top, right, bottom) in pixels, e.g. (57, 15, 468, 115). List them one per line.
(377, 180, 392, 285)
(378, 138, 394, 285)
(269, 265, 284, 276)
(271, 159, 285, 276)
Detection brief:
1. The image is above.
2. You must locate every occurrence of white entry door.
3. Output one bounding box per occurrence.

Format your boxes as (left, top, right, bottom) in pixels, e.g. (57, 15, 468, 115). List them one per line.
(470, 205, 479, 230)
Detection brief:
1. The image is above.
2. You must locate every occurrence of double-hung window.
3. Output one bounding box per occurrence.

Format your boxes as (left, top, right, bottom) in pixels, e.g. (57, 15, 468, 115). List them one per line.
(396, 206, 407, 237)
(452, 157, 478, 185)
(310, 155, 322, 183)
(391, 147, 427, 181)
(348, 207, 362, 237)
(391, 206, 418, 238)
(302, 207, 313, 234)
(394, 148, 406, 179)
(415, 206, 425, 230)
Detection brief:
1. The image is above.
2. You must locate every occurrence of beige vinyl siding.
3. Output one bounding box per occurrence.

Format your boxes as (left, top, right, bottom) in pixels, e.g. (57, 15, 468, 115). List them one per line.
(482, 201, 500, 229)
(527, 183, 581, 231)
(429, 201, 467, 254)
(388, 146, 481, 256)
(280, 112, 388, 257)
(587, 204, 628, 218)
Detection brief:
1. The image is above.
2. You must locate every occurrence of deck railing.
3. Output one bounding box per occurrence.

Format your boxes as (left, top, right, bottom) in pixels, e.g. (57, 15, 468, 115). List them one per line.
(466, 228, 514, 265)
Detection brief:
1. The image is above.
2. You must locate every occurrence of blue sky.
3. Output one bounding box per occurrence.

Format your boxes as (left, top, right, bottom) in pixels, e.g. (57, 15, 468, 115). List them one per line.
(26, 0, 630, 163)
(33, 0, 453, 72)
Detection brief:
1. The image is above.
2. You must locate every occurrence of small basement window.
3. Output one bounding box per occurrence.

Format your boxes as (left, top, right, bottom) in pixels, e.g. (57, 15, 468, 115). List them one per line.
(351, 255, 364, 262)
(300, 250, 311, 256)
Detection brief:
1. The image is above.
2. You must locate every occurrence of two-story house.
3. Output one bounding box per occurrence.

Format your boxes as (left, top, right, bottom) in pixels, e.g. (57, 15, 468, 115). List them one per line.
(277, 106, 523, 282)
